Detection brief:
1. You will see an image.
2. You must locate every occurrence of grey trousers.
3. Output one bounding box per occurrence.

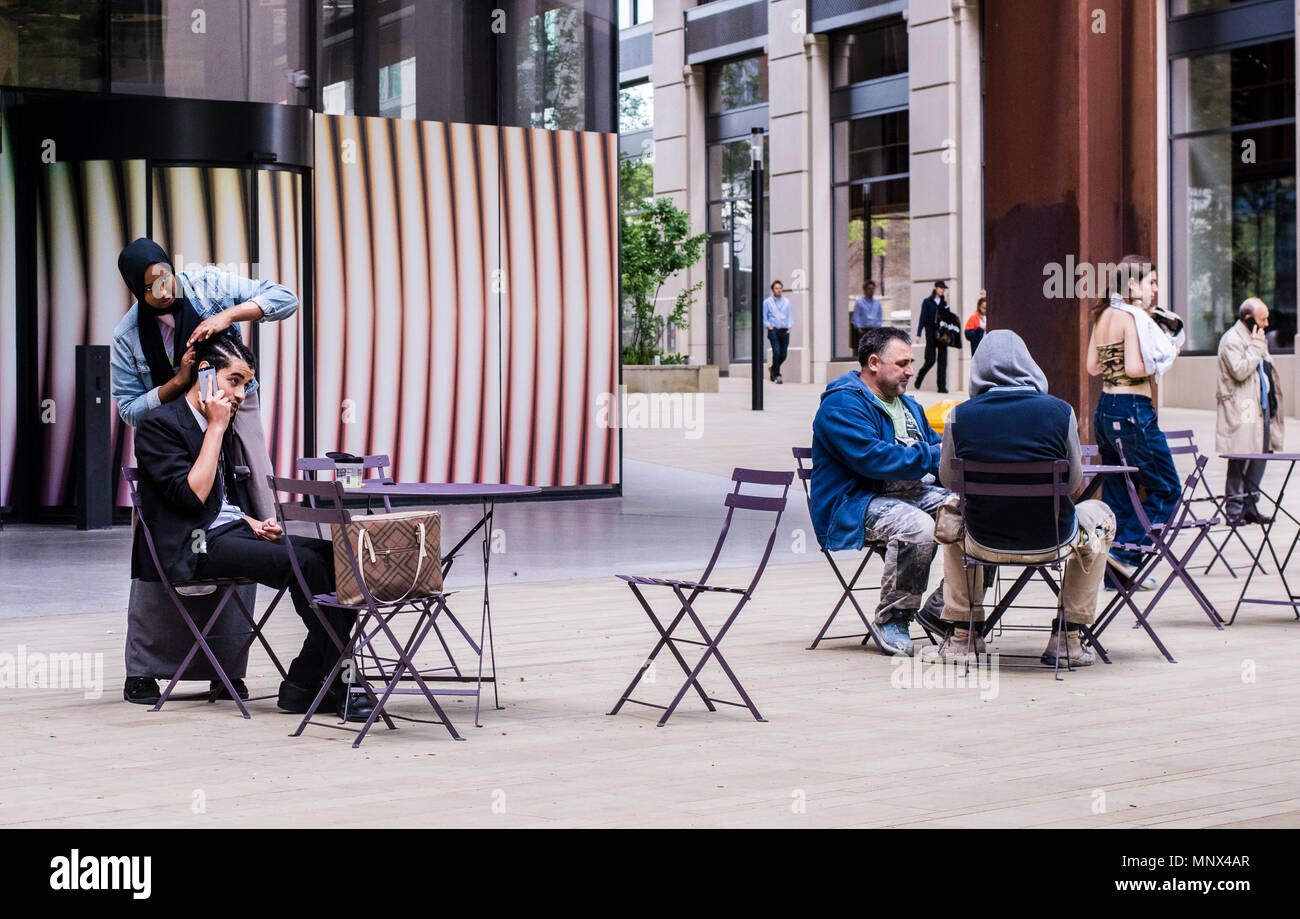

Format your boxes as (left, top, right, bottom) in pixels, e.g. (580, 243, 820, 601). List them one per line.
(862, 483, 947, 624)
(1224, 407, 1270, 517)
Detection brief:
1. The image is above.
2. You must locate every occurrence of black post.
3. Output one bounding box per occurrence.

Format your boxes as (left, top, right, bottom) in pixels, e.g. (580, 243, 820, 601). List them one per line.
(750, 127, 764, 411)
(74, 345, 113, 530)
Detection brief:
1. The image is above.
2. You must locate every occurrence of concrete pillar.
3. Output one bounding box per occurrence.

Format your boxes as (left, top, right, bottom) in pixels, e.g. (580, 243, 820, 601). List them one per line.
(768, 0, 813, 383)
(983, 0, 1157, 441)
(907, 0, 984, 393)
(807, 32, 834, 384)
(650, 1, 710, 365)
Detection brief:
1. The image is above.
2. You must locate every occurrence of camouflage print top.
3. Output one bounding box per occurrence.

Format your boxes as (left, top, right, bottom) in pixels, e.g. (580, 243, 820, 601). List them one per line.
(1097, 340, 1150, 388)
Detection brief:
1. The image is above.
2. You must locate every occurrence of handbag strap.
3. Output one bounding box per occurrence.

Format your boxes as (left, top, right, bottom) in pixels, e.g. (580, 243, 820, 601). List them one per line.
(355, 522, 429, 604)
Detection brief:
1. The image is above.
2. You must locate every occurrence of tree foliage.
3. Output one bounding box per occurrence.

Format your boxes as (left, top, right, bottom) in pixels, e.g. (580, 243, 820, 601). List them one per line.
(621, 197, 707, 365)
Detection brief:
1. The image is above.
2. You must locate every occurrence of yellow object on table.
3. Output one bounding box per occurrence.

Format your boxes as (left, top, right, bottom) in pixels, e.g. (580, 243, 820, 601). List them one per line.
(925, 399, 962, 435)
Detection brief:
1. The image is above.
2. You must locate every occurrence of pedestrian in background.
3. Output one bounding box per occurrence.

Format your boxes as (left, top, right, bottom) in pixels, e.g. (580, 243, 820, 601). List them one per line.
(850, 278, 883, 354)
(965, 295, 987, 355)
(1217, 298, 1284, 526)
(915, 280, 950, 393)
(764, 279, 792, 384)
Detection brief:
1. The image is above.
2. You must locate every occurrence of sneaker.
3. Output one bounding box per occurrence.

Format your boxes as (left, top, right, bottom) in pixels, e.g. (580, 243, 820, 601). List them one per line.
(1040, 629, 1096, 667)
(776, 376, 784, 384)
(1106, 554, 1156, 590)
(921, 628, 985, 663)
(876, 616, 914, 656)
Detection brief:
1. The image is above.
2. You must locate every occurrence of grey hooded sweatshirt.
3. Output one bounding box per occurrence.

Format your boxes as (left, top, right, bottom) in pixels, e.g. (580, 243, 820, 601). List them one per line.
(939, 330, 1083, 550)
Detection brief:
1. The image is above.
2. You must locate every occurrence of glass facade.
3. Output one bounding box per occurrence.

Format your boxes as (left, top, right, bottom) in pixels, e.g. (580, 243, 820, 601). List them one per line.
(1171, 37, 1297, 351)
(109, 0, 310, 104)
(706, 54, 769, 366)
(831, 109, 910, 361)
(0, 2, 106, 92)
(831, 16, 907, 88)
(708, 56, 767, 114)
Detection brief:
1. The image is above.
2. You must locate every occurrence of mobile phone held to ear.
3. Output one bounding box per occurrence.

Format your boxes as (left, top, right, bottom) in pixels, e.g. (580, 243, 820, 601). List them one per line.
(1244, 315, 1257, 333)
(198, 366, 216, 404)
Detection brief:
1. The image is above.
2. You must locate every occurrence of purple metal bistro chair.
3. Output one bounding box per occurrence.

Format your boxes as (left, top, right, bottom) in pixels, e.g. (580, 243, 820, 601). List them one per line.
(791, 447, 893, 651)
(1092, 446, 1224, 663)
(271, 475, 465, 747)
(297, 455, 395, 535)
(608, 468, 793, 727)
(1162, 430, 1251, 577)
(122, 467, 290, 718)
(947, 458, 1110, 679)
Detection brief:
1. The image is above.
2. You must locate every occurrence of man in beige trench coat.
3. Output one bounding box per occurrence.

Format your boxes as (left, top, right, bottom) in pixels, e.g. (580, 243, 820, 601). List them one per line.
(1217, 298, 1286, 525)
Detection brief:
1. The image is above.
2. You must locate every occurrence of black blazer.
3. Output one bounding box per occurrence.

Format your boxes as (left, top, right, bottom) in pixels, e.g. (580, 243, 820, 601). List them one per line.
(130, 397, 252, 583)
(916, 294, 945, 336)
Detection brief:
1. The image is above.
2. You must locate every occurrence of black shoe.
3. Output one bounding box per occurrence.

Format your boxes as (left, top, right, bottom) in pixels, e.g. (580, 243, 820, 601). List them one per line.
(769, 367, 776, 382)
(914, 606, 952, 638)
(209, 678, 249, 701)
(1224, 512, 1248, 528)
(776, 376, 784, 384)
(277, 679, 339, 714)
(123, 677, 161, 705)
(938, 388, 949, 394)
(1244, 509, 1273, 525)
(337, 687, 378, 723)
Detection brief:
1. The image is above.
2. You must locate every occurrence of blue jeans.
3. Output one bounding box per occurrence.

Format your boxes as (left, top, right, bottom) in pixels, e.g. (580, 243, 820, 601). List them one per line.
(1094, 393, 1181, 566)
(767, 328, 790, 377)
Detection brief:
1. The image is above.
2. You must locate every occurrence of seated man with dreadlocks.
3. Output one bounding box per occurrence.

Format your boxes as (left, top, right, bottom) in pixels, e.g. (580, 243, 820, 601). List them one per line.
(130, 334, 373, 722)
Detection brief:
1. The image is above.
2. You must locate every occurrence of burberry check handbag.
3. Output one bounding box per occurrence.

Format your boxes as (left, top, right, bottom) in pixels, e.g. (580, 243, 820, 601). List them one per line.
(332, 510, 442, 606)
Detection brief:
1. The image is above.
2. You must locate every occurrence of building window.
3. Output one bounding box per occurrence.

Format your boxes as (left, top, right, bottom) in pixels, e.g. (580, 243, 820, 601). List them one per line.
(1171, 37, 1296, 351)
(0, 2, 105, 92)
(618, 0, 654, 29)
(707, 134, 769, 366)
(831, 16, 907, 88)
(708, 56, 767, 114)
(832, 110, 910, 360)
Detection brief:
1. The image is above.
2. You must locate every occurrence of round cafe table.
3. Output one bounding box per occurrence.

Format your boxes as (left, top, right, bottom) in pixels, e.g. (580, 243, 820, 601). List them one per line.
(350, 481, 543, 725)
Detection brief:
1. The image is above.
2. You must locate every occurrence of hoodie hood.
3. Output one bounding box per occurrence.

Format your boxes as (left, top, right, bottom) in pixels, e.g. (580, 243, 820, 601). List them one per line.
(117, 238, 174, 307)
(821, 369, 873, 402)
(968, 329, 1048, 396)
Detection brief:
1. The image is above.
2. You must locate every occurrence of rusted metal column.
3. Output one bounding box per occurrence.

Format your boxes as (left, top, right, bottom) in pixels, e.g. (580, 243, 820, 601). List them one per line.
(982, 0, 1157, 442)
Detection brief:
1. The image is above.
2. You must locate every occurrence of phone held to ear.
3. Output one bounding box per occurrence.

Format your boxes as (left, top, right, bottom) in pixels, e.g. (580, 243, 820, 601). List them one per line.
(198, 366, 216, 404)
(1244, 315, 1257, 333)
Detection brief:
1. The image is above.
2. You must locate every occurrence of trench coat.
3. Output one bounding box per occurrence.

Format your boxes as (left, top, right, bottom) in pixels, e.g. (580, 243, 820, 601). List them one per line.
(1216, 321, 1285, 454)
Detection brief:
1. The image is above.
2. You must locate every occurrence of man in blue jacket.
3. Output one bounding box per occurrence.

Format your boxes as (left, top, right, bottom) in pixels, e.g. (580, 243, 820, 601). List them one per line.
(811, 326, 946, 655)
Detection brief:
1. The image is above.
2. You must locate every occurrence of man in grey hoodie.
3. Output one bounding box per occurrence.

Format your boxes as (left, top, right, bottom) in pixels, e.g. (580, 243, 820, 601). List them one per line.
(926, 330, 1116, 666)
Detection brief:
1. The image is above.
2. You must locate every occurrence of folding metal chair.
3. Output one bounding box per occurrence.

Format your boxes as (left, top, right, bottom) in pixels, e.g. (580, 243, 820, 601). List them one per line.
(296, 454, 395, 534)
(1162, 430, 1250, 577)
(947, 458, 1110, 680)
(122, 468, 289, 718)
(271, 475, 464, 747)
(608, 468, 792, 726)
(1092, 448, 1224, 663)
(791, 447, 897, 651)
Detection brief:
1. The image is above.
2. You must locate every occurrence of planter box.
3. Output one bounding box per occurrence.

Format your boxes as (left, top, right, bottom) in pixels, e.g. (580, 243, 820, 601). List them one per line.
(622, 364, 719, 394)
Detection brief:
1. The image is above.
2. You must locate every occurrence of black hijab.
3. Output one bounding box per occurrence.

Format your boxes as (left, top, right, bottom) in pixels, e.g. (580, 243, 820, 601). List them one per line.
(118, 238, 200, 388)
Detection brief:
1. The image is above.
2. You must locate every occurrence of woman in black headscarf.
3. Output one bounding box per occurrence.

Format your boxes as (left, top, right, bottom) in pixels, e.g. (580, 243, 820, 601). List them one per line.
(111, 237, 299, 706)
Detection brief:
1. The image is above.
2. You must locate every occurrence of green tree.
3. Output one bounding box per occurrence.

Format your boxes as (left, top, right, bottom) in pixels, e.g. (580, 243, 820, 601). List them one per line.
(621, 197, 707, 364)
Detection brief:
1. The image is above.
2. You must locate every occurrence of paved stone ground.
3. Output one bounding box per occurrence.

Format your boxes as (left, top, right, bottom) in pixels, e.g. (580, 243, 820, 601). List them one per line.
(2, 378, 1298, 827)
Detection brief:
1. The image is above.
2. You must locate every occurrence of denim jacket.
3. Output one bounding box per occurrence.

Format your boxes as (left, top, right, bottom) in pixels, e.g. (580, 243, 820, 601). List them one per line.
(110, 266, 299, 426)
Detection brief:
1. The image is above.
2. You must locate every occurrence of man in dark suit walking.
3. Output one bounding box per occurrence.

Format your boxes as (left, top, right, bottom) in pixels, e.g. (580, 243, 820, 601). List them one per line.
(915, 280, 950, 393)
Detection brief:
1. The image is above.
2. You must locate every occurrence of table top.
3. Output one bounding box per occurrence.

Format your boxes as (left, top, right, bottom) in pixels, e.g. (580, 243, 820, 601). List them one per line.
(1221, 453, 1300, 462)
(353, 481, 543, 498)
